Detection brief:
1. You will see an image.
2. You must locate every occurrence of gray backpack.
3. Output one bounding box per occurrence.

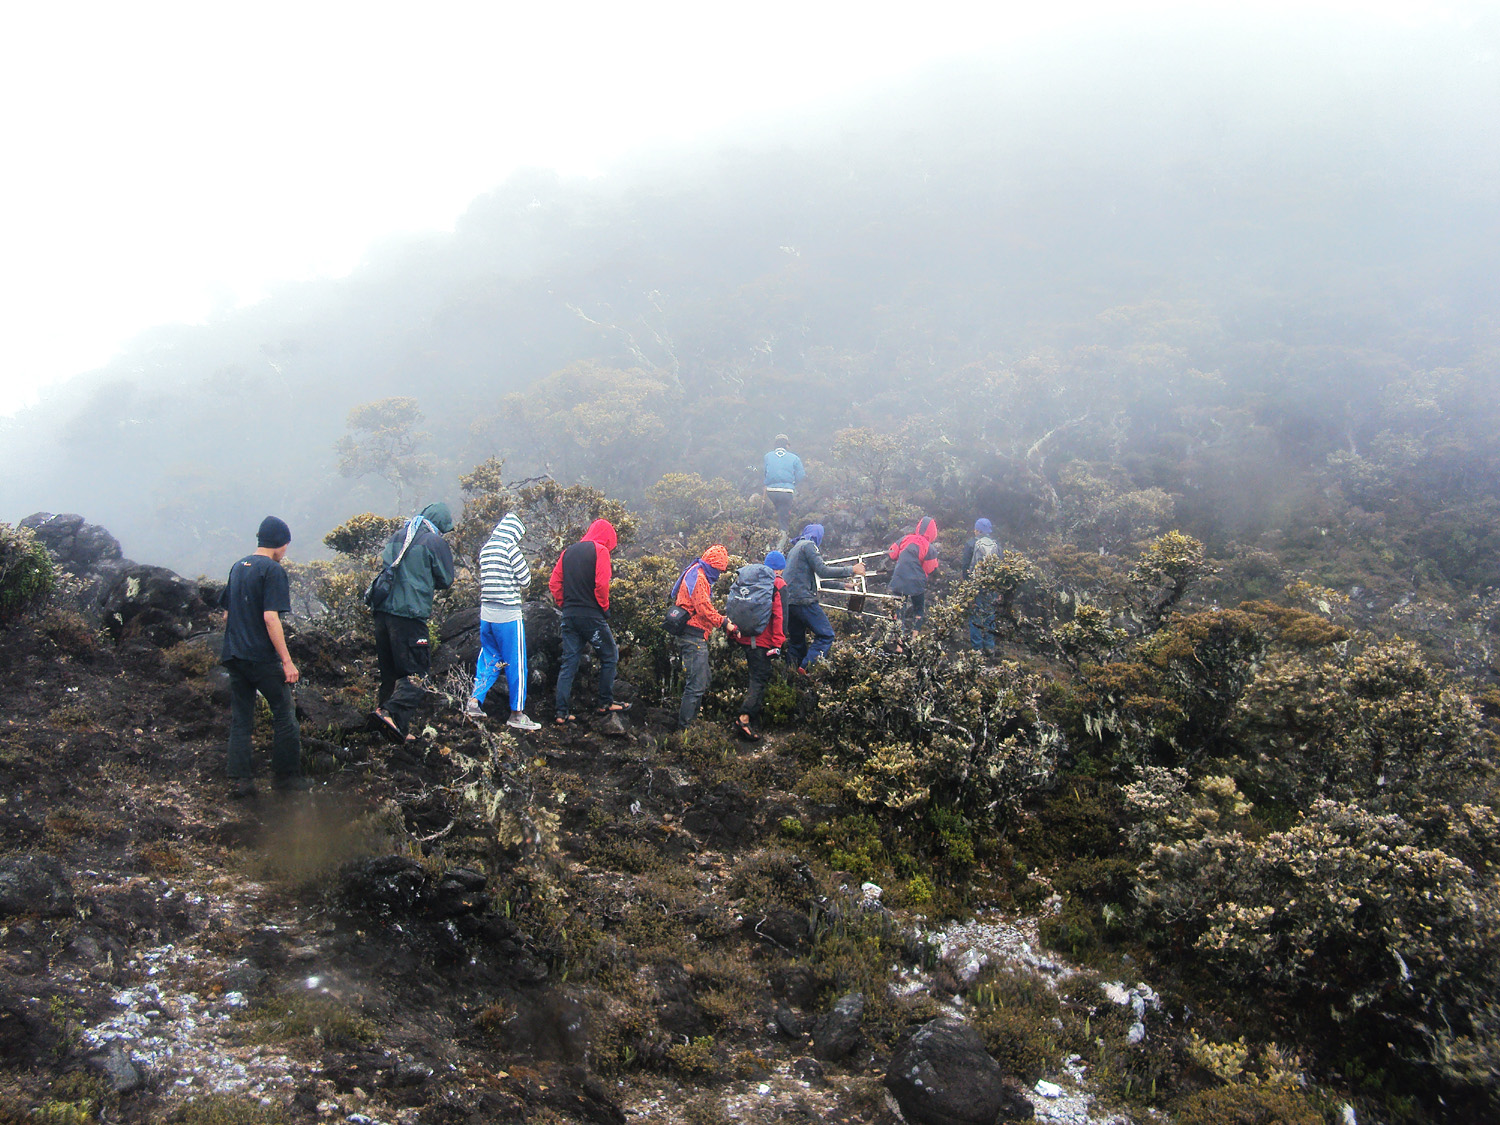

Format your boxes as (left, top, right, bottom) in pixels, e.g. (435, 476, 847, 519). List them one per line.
(725, 564, 777, 635)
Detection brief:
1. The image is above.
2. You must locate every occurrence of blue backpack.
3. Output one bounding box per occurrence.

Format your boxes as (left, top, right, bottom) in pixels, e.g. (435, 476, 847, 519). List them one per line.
(725, 564, 777, 635)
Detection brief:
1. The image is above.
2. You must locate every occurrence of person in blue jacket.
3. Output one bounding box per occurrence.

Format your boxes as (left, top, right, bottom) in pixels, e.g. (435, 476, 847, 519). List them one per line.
(763, 435, 806, 540)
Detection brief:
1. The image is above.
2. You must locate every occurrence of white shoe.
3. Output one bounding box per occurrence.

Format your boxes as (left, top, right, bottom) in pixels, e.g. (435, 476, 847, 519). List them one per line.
(507, 714, 542, 732)
(463, 699, 486, 719)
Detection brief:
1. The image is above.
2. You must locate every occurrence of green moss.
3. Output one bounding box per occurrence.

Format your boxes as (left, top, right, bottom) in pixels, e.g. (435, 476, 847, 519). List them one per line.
(1170, 1084, 1323, 1125)
(666, 1036, 719, 1080)
(240, 995, 377, 1048)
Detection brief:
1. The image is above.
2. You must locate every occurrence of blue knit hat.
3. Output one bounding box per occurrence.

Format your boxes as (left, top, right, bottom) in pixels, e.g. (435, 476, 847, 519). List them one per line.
(764, 551, 787, 570)
(256, 516, 291, 548)
(975, 518, 993, 536)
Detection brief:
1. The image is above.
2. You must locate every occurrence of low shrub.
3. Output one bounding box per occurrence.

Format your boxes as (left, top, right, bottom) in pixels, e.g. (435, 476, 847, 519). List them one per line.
(0, 523, 55, 625)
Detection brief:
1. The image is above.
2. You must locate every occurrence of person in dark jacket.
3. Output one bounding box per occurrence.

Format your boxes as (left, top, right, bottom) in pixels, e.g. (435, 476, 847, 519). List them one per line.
(960, 518, 1000, 652)
(732, 550, 786, 740)
(781, 524, 865, 669)
(672, 543, 730, 730)
(220, 516, 308, 796)
(371, 502, 456, 743)
(888, 517, 940, 634)
(548, 519, 627, 723)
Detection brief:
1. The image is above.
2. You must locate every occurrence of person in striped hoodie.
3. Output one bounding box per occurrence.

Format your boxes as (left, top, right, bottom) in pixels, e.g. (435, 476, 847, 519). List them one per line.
(464, 513, 542, 731)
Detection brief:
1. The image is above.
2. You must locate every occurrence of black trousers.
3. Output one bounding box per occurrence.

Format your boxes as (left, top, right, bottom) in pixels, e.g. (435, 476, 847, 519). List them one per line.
(740, 644, 774, 722)
(224, 658, 302, 782)
(373, 612, 431, 735)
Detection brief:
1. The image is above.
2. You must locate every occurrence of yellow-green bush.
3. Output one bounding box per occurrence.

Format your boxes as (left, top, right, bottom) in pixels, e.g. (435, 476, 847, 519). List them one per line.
(0, 523, 55, 623)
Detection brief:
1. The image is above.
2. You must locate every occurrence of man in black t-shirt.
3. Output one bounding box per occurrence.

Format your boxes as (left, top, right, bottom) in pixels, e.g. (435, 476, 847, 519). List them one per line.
(219, 516, 307, 796)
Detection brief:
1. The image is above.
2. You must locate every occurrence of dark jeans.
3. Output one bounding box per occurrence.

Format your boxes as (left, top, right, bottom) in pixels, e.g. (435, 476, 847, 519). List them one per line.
(740, 644, 774, 722)
(374, 611, 432, 736)
(677, 628, 710, 728)
(785, 602, 835, 669)
(225, 657, 302, 783)
(556, 616, 618, 715)
(900, 592, 927, 632)
(767, 490, 793, 533)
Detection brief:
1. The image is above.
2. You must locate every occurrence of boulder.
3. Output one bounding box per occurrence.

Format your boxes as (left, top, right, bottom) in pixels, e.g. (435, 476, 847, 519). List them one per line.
(91, 1042, 145, 1093)
(20, 512, 122, 573)
(0, 854, 74, 918)
(884, 1018, 1033, 1125)
(99, 564, 210, 646)
(811, 991, 865, 1062)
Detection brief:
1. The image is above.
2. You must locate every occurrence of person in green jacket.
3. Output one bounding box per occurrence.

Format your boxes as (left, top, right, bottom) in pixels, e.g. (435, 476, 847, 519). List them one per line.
(370, 502, 455, 743)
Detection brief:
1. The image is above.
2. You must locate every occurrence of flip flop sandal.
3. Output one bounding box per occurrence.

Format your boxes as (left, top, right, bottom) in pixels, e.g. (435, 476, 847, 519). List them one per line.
(595, 702, 633, 714)
(371, 709, 404, 744)
(734, 720, 761, 742)
(554, 714, 576, 726)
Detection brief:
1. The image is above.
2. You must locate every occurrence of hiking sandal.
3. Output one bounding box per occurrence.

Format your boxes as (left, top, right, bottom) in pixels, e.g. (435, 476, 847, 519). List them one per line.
(595, 702, 633, 714)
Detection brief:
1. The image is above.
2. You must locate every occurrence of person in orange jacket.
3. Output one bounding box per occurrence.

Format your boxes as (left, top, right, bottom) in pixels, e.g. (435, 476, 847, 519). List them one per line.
(672, 543, 730, 730)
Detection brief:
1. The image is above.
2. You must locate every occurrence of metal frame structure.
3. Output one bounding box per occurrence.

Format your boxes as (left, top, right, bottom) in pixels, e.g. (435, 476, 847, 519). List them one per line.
(816, 551, 903, 619)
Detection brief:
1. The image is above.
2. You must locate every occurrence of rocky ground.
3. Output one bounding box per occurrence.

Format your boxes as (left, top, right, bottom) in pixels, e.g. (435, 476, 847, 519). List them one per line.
(0, 522, 1166, 1125)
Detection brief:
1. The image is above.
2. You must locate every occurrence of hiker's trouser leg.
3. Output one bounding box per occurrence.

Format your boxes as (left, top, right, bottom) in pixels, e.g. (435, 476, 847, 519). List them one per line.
(474, 621, 505, 705)
(784, 604, 811, 668)
(374, 612, 397, 706)
(592, 622, 619, 708)
(769, 491, 793, 533)
(375, 612, 431, 735)
(801, 603, 836, 668)
(496, 618, 527, 712)
(901, 593, 926, 632)
(677, 629, 710, 727)
(225, 658, 257, 779)
(261, 664, 303, 781)
(742, 645, 772, 722)
(968, 605, 995, 650)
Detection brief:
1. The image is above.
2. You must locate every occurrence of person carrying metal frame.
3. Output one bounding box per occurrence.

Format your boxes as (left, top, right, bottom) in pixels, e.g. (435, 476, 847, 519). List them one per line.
(781, 523, 865, 670)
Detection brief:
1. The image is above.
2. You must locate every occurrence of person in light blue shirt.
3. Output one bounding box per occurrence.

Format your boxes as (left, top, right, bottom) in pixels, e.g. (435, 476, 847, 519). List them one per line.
(763, 434, 806, 539)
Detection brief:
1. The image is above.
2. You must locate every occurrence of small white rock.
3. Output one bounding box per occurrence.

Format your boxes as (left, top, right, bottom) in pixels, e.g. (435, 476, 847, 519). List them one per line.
(1126, 1021, 1145, 1045)
(1034, 1079, 1064, 1098)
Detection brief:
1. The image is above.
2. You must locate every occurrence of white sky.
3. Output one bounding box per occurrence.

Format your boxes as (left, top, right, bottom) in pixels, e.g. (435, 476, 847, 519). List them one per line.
(0, 0, 1474, 416)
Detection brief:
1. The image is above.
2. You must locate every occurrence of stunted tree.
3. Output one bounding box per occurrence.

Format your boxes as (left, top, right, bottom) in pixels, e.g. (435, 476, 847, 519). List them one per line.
(336, 397, 433, 512)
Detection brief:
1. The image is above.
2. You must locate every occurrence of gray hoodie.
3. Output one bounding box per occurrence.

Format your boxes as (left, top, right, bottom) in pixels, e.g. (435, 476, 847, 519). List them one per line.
(782, 538, 854, 606)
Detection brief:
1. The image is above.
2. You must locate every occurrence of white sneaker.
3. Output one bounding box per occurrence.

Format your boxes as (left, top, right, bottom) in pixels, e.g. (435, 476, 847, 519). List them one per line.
(463, 699, 486, 719)
(507, 714, 542, 732)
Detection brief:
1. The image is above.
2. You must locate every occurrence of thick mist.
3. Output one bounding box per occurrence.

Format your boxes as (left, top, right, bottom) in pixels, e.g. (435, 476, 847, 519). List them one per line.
(1, 13, 1495, 578)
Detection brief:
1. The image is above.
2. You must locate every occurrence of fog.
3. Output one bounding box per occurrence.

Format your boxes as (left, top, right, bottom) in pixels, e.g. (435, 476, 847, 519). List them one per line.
(2, 11, 1496, 579)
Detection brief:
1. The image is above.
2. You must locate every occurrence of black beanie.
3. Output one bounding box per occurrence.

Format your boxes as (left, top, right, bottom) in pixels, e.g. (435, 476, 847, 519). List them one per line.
(257, 516, 291, 549)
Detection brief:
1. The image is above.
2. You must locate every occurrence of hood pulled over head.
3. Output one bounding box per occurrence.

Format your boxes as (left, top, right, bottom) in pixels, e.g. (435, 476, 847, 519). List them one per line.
(582, 519, 618, 552)
(914, 517, 938, 543)
(796, 523, 824, 547)
(490, 513, 525, 542)
(420, 502, 454, 534)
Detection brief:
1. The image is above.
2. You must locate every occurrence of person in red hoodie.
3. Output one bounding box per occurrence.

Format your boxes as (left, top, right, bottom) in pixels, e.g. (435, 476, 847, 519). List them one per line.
(888, 517, 940, 635)
(730, 550, 787, 741)
(549, 519, 628, 723)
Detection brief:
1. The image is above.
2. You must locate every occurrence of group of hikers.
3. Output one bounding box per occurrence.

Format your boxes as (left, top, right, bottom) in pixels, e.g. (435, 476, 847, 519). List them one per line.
(217, 437, 1002, 792)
